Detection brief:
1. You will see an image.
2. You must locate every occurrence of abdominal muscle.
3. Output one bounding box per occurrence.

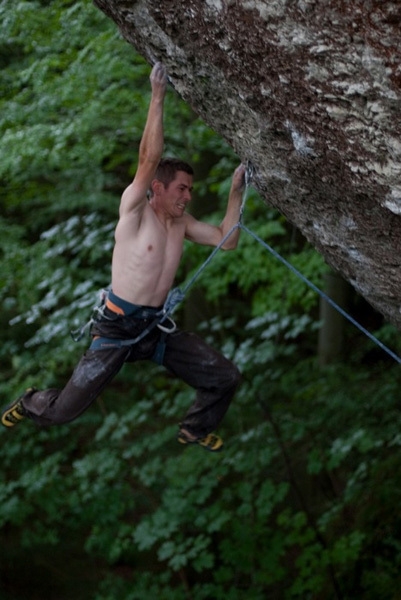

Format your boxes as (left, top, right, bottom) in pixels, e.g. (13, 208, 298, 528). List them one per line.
(111, 206, 186, 307)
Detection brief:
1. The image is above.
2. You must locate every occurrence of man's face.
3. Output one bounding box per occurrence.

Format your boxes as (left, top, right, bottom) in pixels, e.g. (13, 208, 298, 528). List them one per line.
(161, 171, 193, 218)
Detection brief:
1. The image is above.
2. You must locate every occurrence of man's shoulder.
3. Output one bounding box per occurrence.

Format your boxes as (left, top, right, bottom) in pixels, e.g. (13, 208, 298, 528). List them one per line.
(119, 199, 154, 223)
(119, 177, 151, 217)
(181, 211, 198, 227)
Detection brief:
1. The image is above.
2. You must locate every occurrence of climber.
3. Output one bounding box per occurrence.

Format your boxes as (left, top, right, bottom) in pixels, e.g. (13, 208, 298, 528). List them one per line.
(2, 62, 245, 452)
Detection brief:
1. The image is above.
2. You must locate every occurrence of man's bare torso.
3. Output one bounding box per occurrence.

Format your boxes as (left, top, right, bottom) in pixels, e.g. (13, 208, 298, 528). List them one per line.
(111, 201, 187, 307)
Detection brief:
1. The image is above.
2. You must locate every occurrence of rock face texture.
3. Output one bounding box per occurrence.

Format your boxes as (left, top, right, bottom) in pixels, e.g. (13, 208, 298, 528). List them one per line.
(94, 0, 401, 327)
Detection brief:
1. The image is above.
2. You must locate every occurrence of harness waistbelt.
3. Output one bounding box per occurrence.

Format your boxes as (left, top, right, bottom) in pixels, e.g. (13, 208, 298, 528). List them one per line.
(89, 290, 174, 364)
(106, 290, 163, 318)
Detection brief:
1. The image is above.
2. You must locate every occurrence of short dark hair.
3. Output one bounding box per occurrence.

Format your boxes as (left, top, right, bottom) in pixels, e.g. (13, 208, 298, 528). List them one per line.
(148, 157, 193, 199)
(155, 157, 194, 187)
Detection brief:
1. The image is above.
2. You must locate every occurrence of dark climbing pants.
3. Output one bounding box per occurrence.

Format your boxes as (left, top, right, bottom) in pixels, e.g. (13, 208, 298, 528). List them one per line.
(23, 305, 241, 438)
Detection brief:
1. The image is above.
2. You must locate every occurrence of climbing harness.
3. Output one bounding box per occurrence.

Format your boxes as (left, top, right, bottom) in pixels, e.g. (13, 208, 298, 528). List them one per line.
(70, 163, 254, 361)
(72, 289, 178, 364)
(72, 160, 401, 366)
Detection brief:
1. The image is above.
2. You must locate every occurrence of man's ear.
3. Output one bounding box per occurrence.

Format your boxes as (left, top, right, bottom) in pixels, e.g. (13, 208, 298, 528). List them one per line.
(151, 179, 164, 197)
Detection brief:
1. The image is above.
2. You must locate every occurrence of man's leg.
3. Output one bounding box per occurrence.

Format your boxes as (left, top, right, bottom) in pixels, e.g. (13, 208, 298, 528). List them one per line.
(10, 347, 130, 427)
(162, 331, 241, 440)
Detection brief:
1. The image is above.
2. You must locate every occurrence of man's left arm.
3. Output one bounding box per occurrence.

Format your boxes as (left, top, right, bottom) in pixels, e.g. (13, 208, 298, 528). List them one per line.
(185, 164, 246, 249)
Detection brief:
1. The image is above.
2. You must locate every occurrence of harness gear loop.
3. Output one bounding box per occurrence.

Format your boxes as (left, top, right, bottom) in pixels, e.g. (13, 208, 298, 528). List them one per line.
(70, 288, 109, 342)
(157, 317, 177, 334)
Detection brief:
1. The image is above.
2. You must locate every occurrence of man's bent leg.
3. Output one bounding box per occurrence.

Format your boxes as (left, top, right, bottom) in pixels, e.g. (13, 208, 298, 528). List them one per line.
(22, 347, 130, 426)
(162, 331, 241, 439)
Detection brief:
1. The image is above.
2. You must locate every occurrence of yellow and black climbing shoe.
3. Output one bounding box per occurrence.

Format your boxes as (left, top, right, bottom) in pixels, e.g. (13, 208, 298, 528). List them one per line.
(1, 388, 35, 428)
(177, 431, 224, 452)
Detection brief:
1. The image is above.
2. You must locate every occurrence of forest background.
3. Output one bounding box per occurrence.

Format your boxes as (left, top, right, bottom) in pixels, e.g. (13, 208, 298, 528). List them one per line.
(1, 1, 401, 599)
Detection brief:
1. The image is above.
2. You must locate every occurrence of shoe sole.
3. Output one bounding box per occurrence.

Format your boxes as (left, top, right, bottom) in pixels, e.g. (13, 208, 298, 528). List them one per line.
(177, 433, 223, 452)
(1, 388, 35, 428)
(1, 403, 25, 427)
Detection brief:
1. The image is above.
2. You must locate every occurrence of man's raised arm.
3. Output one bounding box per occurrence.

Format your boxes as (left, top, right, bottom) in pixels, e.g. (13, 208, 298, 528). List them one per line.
(185, 164, 246, 250)
(119, 62, 167, 216)
(218, 163, 246, 249)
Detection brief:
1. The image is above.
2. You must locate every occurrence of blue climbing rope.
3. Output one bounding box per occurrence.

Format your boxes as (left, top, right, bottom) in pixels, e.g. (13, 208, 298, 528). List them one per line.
(239, 223, 401, 365)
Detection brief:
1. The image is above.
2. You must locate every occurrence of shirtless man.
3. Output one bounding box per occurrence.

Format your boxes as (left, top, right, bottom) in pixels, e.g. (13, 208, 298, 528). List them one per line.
(1, 63, 244, 451)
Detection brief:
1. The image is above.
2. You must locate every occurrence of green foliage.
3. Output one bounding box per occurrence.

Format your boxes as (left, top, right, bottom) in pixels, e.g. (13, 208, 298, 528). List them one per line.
(4, 341, 401, 599)
(180, 194, 328, 320)
(2, 1, 401, 599)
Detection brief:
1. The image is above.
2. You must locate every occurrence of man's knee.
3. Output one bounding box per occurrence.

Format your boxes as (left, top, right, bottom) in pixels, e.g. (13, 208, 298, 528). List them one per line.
(221, 360, 241, 392)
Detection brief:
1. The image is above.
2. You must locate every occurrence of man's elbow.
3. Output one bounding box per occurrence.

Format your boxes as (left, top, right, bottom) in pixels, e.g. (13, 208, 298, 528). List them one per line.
(221, 239, 238, 251)
(218, 226, 240, 250)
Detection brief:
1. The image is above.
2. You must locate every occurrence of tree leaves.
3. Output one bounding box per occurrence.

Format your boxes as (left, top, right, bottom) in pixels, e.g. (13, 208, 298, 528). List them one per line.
(2, 1, 401, 598)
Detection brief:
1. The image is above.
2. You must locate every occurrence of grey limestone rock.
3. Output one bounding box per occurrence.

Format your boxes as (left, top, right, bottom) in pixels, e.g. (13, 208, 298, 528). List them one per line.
(94, 0, 401, 327)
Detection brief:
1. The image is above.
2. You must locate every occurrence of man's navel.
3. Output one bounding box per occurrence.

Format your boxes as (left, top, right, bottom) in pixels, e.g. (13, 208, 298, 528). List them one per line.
(147, 245, 153, 251)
